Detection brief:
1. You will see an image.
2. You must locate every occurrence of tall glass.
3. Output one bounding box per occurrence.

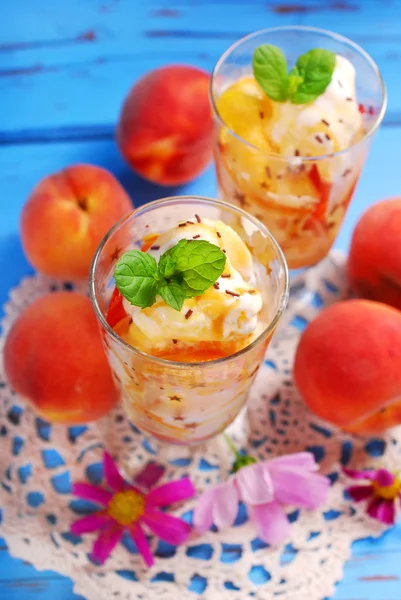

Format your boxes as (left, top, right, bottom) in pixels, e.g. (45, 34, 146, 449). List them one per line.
(211, 26, 387, 270)
(89, 197, 288, 445)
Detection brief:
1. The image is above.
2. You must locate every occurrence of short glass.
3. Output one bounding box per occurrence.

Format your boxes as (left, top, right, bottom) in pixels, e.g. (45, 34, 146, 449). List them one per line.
(89, 197, 288, 445)
(210, 26, 387, 270)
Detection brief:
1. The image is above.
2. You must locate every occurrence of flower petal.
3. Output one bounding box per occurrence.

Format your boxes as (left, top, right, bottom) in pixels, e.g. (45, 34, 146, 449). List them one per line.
(70, 513, 109, 535)
(143, 509, 191, 545)
(212, 482, 239, 529)
(146, 477, 196, 507)
(235, 462, 274, 505)
(134, 462, 165, 491)
(269, 467, 330, 509)
(249, 501, 290, 545)
(267, 452, 318, 472)
(72, 483, 112, 506)
(343, 468, 377, 481)
(129, 522, 154, 567)
(367, 497, 396, 525)
(103, 452, 127, 492)
(374, 469, 395, 487)
(91, 522, 123, 564)
(193, 488, 216, 533)
(346, 485, 374, 502)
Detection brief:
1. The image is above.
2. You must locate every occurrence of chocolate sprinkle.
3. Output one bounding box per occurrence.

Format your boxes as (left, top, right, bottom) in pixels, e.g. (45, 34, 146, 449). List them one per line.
(178, 222, 187, 227)
(339, 118, 344, 123)
(225, 290, 240, 297)
(213, 282, 220, 289)
(260, 182, 269, 189)
(222, 249, 226, 254)
(216, 231, 221, 238)
(259, 111, 264, 119)
(172, 339, 178, 344)
(315, 134, 324, 144)
(185, 309, 193, 319)
(248, 289, 256, 294)
(187, 220, 195, 224)
(342, 168, 352, 177)
(193, 234, 201, 239)
(265, 166, 272, 178)
(294, 149, 300, 157)
(150, 245, 160, 250)
(321, 119, 329, 126)
(221, 274, 231, 278)
(195, 214, 201, 223)
(346, 97, 353, 101)
(325, 133, 331, 141)
(338, 79, 343, 88)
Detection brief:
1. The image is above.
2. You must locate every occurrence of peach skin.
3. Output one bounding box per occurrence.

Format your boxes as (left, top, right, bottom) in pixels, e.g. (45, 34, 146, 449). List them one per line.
(21, 164, 132, 281)
(4, 292, 120, 424)
(116, 65, 213, 185)
(348, 197, 401, 310)
(294, 299, 401, 434)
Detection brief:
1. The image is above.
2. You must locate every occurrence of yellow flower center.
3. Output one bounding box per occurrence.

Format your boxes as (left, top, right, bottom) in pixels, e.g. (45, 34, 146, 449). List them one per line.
(372, 474, 401, 500)
(107, 490, 145, 526)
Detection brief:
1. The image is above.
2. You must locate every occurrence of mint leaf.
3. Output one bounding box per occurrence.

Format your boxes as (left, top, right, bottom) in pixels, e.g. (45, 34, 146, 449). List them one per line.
(289, 48, 335, 104)
(114, 239, 226, 312)
(162, 239, 226, 297)
(252, 44, 289, 102)
(115, 250, 158, 309)
(157, 280, 185, 312)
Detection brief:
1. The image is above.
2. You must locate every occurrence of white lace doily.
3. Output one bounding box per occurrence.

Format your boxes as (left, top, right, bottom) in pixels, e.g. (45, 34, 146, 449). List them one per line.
(1, 251, 399, 600)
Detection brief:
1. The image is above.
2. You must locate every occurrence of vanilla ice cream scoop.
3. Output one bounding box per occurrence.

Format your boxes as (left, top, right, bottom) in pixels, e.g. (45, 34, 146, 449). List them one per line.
(264, 54, 363, 163)
(122, 218, 263, 356)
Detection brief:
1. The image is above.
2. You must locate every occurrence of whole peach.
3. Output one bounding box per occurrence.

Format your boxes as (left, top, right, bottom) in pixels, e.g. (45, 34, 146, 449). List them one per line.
(21, 164, 132, 281)
(348, 198, 401, 310)
(294, 299, 401, 434)
(116, 65, 213, 185)
(4, 292, 119, 423)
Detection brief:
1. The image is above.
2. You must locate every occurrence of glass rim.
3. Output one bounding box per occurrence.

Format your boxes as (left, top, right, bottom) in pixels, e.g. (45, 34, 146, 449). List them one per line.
(210, 25, 387, 162)
(89, 195, 289, 370)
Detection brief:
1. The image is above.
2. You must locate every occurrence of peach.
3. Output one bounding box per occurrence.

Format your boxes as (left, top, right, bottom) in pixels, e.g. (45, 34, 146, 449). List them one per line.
(294, 300, 401, 434)
(348, 198, 401, 310)
(21, 164, 132, 281)
(116, 65, 213, 185)
(4, 292, 119, 424)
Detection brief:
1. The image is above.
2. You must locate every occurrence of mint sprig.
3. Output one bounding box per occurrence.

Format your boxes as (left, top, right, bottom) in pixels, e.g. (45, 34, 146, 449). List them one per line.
(114, 239, 227, 312)
(253, 45, 336, 105)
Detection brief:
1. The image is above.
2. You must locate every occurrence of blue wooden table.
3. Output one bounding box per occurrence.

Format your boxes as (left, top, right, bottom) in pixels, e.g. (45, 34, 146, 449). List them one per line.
(1, 1, 401, 598)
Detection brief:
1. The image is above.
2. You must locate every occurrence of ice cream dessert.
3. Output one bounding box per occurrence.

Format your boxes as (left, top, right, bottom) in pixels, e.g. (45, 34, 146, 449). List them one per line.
(110, 217, 263, 362)
(214, 44, 371, 268)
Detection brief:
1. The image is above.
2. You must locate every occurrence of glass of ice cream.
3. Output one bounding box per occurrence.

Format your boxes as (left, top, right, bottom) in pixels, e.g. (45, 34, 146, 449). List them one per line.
(89, 197, 288, 445)
(211, 26, 387, 269)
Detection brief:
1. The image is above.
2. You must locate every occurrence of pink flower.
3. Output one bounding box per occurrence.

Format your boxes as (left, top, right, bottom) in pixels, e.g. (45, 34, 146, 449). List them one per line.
(343, 467, 401, 524)
(194, 451, 329, 544)
(70, 452, 195, 567)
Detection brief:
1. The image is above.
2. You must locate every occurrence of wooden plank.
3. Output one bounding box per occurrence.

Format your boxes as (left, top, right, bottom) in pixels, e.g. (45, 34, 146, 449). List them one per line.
(1, 0, 400, 133)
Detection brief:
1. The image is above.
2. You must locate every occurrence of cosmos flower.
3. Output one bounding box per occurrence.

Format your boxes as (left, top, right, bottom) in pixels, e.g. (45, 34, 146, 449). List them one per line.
(194, 443, 329, 544)
(343, 467, 400, 524)
(70, 451, 195, 566)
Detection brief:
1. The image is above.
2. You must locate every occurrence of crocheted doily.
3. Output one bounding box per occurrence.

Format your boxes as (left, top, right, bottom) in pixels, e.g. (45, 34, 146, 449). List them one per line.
(1, 251, 397, 600)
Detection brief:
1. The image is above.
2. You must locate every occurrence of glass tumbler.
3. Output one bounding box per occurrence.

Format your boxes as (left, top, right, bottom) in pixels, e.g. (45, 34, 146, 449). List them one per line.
(211, 26, 387, 270)
(89, 196, 288, 445)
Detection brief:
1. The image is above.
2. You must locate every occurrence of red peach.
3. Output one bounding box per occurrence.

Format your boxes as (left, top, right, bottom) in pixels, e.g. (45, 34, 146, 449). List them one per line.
(348, 198, 401, 310)
(21, 164, 132, 281)
(294, 300, 401, 434)
(4, 292, 119, 424)
(116, 65, 213, 185)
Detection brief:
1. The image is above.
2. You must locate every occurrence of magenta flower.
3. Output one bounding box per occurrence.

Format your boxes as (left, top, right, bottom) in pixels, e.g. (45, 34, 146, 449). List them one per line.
(194, 447, 329, 544)
(343, 467, 401, 524)
(70, 452, 195, 566)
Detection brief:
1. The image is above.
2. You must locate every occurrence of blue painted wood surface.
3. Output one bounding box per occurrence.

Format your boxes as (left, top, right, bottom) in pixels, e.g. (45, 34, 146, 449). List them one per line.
(1, 0, 401, 598)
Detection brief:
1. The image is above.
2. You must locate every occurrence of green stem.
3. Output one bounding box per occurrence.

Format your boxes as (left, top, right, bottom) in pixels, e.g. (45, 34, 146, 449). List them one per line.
(224, 434, 241, 459)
